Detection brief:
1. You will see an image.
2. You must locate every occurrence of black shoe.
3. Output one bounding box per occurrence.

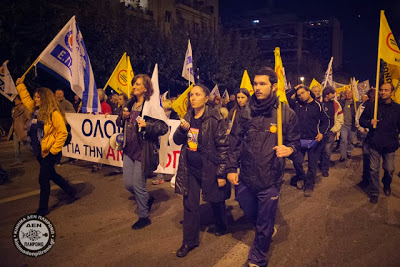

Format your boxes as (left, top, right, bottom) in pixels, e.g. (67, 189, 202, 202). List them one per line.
(347, 154, 352, 159)
(370, 195, 378, 204)
(36, 209, 49, 216)
(215, 227, 227, 237)
(339, 157, 346, 162)
(384, 186, 391, 196)
(148, 195, 155, 212)
(131, 217, 151, 230)
(65, 188, 79, 204)
(322, 172, 329, 177)
(176, 244, 198, 258)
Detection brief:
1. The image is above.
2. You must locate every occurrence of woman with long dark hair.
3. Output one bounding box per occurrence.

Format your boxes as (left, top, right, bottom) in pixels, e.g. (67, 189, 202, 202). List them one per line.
(16, 76, 76, 216)
(116, 74, 168, 230)
(227, 88, 250, 144)
(173, 84, 230, 257)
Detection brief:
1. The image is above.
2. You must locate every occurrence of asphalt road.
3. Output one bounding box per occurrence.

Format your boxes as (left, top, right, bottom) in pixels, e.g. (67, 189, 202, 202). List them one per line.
(1, 140, 400, 266)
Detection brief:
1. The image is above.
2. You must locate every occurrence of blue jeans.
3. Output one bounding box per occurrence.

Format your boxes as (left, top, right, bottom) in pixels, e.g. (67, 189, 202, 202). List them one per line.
(340, 124, 355, 158)
(123, 156, 149, 218)
(235, 181, 280, 266)
(368, 148, 395, 196)
(292, 142, 322, 190)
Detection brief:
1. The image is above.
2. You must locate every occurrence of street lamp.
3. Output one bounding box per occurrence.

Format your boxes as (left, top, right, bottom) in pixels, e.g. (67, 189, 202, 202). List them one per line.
(300, 76, 305, 84)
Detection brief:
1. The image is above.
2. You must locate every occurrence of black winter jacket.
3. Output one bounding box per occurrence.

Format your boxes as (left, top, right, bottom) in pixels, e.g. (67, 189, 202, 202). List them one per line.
(173, 106, 230, 202)
(289, 98, 330, 140)
(116, 99, 168, 177)
(359, 99, 400, 153)
(227, 95, 300, 192)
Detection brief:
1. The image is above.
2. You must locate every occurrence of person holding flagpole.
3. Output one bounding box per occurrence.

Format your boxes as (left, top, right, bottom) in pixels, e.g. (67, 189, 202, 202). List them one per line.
(227, 67, 299, 266)
(116, 74, 168, 229)
(359, 83, 400, 204)
(15, 76, 77, 216)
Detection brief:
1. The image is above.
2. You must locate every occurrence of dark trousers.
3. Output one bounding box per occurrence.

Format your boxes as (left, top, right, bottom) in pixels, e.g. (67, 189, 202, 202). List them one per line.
(320, 132, 335, 174)
(37, 153, 75, 211)
(235, 181, 280, 266)
(368, 148, 395, 196)
(183, 173, 227, 247)
(292, 142, 322, 190)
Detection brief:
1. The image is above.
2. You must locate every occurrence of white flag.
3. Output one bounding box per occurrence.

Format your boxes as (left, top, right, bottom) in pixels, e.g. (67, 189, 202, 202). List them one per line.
(222, 89, 229, 103)
(143, 64, 169, 167)
(210, 84, 220, 98)
(181, 40, 194, 84)
(322, 57, 334, 88)
(0, 61, 17, 101)
(35, 16, 100, 113)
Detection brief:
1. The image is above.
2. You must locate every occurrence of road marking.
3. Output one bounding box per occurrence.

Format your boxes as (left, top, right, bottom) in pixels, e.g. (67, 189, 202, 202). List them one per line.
(0, 180, 84, 204)
(214, 241, 250, 267)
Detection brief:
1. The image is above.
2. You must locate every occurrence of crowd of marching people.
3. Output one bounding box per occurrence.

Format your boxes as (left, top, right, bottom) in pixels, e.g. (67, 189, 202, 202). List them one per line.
(3, 66, 400, 267)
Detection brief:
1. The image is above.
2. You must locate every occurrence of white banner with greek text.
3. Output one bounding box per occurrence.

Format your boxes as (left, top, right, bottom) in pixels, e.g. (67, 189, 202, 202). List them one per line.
(62, 113, 182, 174)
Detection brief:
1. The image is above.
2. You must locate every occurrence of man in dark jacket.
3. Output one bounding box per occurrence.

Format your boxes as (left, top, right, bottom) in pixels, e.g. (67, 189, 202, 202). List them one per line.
(360, 83, 400, 204)
(227, 67, 300, 267)
(289, 85, 330, 197)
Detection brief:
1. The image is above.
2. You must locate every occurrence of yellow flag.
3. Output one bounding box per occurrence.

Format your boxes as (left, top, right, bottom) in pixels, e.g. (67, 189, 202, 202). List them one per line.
(383, 61, 400, 103)
(104, 52, 134, 96)
(240, 70, 254, 95)
(274, 47, 288, 103)
(172, 84, 194, 118)
(379, 11, 400, 66)
(336, 84, 350, 95)
(309, 78, 322, 93)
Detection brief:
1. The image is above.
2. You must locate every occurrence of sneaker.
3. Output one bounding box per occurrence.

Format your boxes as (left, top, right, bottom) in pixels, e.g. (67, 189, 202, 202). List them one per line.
(347, 154, 352, 159)
(322, 172, 329, 177)
(131, 217, 151, 230)
(339, 157, 346, 162)
(370, 195, 378, 204)
(304, 189, 313, 197)
(152, 177, 164, 185)
(296, 180, 304, 190)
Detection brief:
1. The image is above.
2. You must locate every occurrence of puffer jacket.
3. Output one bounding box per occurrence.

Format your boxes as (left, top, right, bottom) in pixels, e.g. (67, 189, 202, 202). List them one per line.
(116, 99, 168, 178)
(227, 94, 300, 192)
(17, 83, 67, 158)
(174, 106, 230, 202)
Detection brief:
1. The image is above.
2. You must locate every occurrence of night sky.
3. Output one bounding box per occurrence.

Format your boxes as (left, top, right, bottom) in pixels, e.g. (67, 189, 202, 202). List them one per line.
(220, 0, 400, 82)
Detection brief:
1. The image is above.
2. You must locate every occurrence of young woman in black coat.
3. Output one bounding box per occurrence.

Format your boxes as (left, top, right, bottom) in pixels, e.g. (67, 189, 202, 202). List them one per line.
(173, 84, 230, 258)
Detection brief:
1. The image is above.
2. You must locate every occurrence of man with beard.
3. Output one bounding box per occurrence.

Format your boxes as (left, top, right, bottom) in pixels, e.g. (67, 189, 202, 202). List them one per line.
(227, 67, 300, 267)
(289, 85, 330, 197)
(359, 83, 400, 204)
